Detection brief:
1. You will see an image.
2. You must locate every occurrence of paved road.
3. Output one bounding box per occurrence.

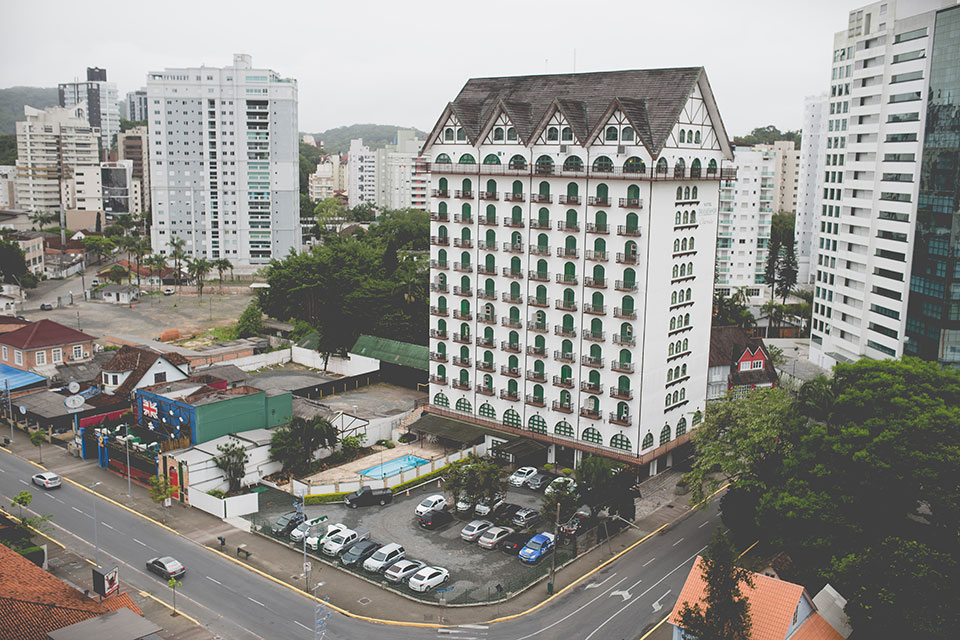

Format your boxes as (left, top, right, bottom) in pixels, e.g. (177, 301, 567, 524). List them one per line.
(0, 449, 720, 640)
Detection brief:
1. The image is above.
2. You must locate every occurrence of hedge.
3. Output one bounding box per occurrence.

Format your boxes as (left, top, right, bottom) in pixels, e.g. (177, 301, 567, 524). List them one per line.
(304, 491, 351, 505)
(301, 466, 450, 504)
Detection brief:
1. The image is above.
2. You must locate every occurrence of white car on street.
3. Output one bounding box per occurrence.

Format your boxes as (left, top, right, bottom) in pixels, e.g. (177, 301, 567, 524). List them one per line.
(31, 472, 61, 489)
(509, 467, 537, 486)
(415, 495, 447, 516)
(306, 523, 347, 551)
(408, 566, 450, 592)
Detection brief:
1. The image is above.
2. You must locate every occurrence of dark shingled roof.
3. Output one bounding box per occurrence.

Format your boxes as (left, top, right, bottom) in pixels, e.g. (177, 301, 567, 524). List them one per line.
(709, 326, 778, 387)
(446, 67, 704, 155)
(102, 345, 189, 398)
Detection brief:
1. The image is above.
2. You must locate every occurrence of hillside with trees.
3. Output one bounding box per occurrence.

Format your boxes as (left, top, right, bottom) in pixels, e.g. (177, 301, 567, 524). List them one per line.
(733, 125, 801, 149)
(0, 87, 59, 134)
(305, 124, 428, 154)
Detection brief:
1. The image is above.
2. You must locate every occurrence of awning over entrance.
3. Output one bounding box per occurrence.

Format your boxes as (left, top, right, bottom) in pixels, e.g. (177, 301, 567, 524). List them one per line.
(408, 412, 513, 446)
(492, 437, 547, 459)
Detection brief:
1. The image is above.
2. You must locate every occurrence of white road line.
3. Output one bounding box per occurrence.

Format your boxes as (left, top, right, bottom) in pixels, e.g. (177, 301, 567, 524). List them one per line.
(247, 596, 265, 607)
(71, 506, 83, 514)
(206, 576, 222, 585)
(294, 621, 310, 631)
(101, 522, 115, 530)
(582, 546, 708, 640)
(672, 537, 685, 546)
(583, 572, 617, 590)
(18, 479, 28, 485)
(642, 557, 656, 568)
(514, 576, 628, 640)
(133, 538, 147, 546)
(698, 520, 710, 528)
(459, 625, 489, 630)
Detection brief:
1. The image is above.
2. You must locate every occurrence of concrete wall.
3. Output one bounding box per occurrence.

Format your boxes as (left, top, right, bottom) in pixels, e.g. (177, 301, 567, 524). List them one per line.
(189, 487, 259, 518)
(290, 346, 380, 376)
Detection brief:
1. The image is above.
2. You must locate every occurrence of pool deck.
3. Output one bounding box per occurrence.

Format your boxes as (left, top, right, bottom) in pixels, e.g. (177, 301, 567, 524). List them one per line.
(300, 439, 449, 485)
(359, 454, 430, 479)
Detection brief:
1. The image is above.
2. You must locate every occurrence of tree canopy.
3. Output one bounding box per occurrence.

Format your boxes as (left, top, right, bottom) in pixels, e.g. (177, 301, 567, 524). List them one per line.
(733, 125, 801, 149)
(0, 238, 29, 286)
(269, 416, 338, 476)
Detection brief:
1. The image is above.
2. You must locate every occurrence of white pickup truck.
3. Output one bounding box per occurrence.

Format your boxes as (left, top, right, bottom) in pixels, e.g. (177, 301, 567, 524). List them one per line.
(305, 522, 347, 552)
(322, 527, 370, 557)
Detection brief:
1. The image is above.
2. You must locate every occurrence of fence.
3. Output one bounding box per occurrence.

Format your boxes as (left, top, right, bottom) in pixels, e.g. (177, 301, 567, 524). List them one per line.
(189, 488, 259, 519)
(290, 347, 380, 377)
(222, 348, 293, 371)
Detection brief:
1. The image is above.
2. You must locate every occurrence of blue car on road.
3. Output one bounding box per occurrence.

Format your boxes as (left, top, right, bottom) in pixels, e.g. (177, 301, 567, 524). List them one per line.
(518, 532, 555, 563)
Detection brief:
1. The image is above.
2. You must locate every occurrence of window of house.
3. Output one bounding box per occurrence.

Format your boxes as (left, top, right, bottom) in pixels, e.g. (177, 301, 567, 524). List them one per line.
(752, 360, 764, 370)
(739, 361, 750, 371)
(1, 346, 6, 361)
(35, 351, 46, 366)
(73, 345, 84, 360)
(154, 371, 167, 383)
(14, 350, 22, 366)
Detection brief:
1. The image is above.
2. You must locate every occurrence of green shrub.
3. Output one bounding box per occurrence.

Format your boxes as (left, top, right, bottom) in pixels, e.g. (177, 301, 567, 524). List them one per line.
(392, 466, 448, 494)
(398, 433, 417, 444)
(304, 491, 351, 505)
(376, 439, 396, 449)
(542, 463, 554, 471)
(206, 489, 227, 499)
(561, 468, 574, 476)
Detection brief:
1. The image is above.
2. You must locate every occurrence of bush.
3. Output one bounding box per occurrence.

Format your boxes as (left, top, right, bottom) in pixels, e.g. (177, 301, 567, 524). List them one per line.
(392, 466, 448, 494)
(304, 491, 351, 505)
(561, 468, 574, 476)
(206, 489, 227, 499)
(542, 463, 554, 471)
(376, 439, 396, 449)
(398, 433, 418, 444)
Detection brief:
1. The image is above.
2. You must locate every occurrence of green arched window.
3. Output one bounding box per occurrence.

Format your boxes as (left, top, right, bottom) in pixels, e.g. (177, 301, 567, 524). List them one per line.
(627, 184, 640, 200)
(433, 392, 449, 407)
(535, 155, 555, 174)
(582, 427, 603, 444)
(503, 409, 521, 428)
(459, 154, 476, 164)
(676, 417, 687, 436)
(563, 156, 584, 172)
(546, 127, 559, 141)
(621, 127, 634, 142)
(486, 179, 497, 193)
(457, 128, 466, 141)
(624, 157, 645, 174)
(509, 155, 526, 170)
(596, 183, 608, 199)
(529, 415, 547, 433)
(443, 128, 454, 142)
(619, 348, 632, 364)
(479, 403, 496, 419)
(483, 154, 500, 165)
(707, 159, 718, 175)
(592, 156, 613, 173)
(561, 127, 573, 142)
(656, 157, 668, 174)
(555, 421, 574, 437)
(605, 126, 618, 141)
(439, 177, 448, 191)
(507, 127, 517, 141)
(462, 178, 472, 193)
(611, 433, 631, 450)
(690, 158, 702, 178)
(660, 424, 672, 445)
(539, 181, 550, 196)
(435, 153, 452, 164)
(455, 397, 472, 413)
(642, 433, 654, 449)
(493, 127, 504, 142)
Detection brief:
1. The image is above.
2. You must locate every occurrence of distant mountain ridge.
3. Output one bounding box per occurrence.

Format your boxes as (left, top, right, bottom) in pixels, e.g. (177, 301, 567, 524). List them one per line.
(0, 87, 59, 134)
(306, 124, 428, 154)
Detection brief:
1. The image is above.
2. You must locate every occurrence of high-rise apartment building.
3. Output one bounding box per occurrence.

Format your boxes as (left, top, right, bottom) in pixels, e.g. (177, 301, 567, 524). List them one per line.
(146, 54, 299, 266)
(117, 126, 150, 212)
(424, 68, 733, 471)
(810, 0, 955, 369)
(768, 140, 800, 214)
(0, 166, 16, 209)
(347, 139, 378, 209)
(796, 93, 830, 285)
(14, 104, 100, 214)
(59, 67, 120, 153)
(376, 130, 428, 211)
(63, 160, 141, 215)
(308, 154, 346, 201)
(126, 89, 148, 121)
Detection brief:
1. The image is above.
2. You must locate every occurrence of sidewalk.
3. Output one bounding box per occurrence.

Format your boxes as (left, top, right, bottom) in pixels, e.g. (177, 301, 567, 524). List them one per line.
(5, 431, 695, 625)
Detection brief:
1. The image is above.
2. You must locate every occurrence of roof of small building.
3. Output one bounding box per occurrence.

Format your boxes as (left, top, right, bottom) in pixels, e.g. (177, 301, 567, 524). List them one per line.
(0, 315, 29, 327)
(0, 319, 94, 350)
(102, 345, 189, 397)
(100, 284, 138, 294)
(350, 334, 428, 371)
(0, 361, 47, 391)
(46, 607, 161, 640)
(669, 557, 844, 640)
(194, 364, 246, 385)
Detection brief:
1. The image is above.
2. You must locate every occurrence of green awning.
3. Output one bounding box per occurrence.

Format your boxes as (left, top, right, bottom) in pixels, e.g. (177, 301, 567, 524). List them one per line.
(350, 334, 428, 371)
(406, 413, 510, 445)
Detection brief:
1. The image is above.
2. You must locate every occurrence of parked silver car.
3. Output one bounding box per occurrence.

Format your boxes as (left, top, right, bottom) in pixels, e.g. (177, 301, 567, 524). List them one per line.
(460, 519, 494, 542)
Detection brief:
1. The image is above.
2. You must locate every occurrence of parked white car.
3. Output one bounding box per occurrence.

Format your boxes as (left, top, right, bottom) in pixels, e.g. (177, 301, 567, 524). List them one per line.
(290, 517, 327, 543)
(384, 559, 426, 584)
(545, 477, 578, 496)
(509, 467, 537, 486)
(475, 494, 504, 516)
(408, 566, 450, 592)
(363, 543, 406, 573)
(306, 523, 347, 552)
(415, 495, 447, 516)
(322, 528, 368, 557)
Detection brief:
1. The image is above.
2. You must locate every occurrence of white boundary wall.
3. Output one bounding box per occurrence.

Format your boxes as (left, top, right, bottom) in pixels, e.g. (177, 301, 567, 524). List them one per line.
(188, 487, 260, 518)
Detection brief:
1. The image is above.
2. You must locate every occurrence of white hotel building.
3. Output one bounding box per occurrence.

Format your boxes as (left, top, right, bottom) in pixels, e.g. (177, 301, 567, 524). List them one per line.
(146, 54, 299, 267)
(423, 68, 734, 471)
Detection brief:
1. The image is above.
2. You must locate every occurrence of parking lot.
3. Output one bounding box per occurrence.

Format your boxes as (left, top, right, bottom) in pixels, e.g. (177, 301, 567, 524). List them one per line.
(249, 481, 568, 603)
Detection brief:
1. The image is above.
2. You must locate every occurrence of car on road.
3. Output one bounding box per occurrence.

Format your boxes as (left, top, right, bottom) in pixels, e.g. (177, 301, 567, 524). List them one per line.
(474, 494, 504, 516)
(163, 287, 175, 295)
(525, 473, 554, 491)
(408, 566, 450, 592)
(306, 522, 348, 552)
(477, 526, 514, 550)
(290, 516, 327, 543)
(146, 556, 186, 580)
(494, 503, 524, 522)
(415, 494, 447, 516)
(340, 540, 381, 567)
(417, 509, 453, 530)
(509, 466, 537, 487)
(343, 485, 393, 508)
(31, 472, 61, 489)
(460, 519, 494, 542)
(39, 303, 53, 311)
(500, 532, 530, 555)
(271, 511, 306, 538)
(519, 532, 555, 563)
(545, 477, 578, 496)
(384, 559, 426, 584)
(512, 508, 543, 529)
(322, 528, 369, 557)
(363, 542, 405, 573)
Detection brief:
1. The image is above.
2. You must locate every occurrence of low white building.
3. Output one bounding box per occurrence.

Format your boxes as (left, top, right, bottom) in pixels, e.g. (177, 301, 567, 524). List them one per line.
(100, 344, 190, 396)
(99, 284, 140, 305)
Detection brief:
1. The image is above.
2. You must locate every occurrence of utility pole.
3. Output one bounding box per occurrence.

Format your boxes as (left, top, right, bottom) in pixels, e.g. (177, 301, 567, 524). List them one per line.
(91, 482, 102, 567)
(125, 423, 132, 497)
(5, 379, 13, 444)
(549, 501, 560, 594)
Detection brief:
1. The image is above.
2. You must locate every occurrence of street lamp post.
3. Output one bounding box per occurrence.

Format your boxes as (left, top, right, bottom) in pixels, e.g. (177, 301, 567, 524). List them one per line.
(124, 423, 132, 497)
(91, 481, 102, 567)
(312, 582, 328, 640)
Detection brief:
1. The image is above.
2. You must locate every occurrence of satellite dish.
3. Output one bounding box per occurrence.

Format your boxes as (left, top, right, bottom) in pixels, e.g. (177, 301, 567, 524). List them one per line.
(68, 381, 81, 394)
(18, 405, 27, 415)
(64, 395, 85, 411)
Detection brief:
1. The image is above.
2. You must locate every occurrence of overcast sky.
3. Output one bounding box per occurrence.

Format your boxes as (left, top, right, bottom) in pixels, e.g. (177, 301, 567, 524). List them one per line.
(1, 0, 854, 137)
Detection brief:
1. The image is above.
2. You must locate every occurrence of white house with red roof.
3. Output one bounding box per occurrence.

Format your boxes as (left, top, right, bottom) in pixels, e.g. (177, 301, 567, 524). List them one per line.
(0, 319, 96, 372)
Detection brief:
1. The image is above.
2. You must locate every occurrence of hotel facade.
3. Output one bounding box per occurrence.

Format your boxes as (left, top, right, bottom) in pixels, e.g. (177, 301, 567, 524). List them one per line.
(422, 68, 734, 471)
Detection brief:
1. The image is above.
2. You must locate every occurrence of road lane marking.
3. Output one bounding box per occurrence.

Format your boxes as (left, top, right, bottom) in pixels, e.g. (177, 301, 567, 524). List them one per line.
(18, 479, 28, 485)
(672, 537, 685, 546)
(71, 506, 83, 514)
(610, 578, 644, 601)
(459, 625, 489, 629)
(642, 557, 656, 568)
(582, 546, 707, 640)
(651, 590, 672, 612)
(584, 573, 617, 590)
(247, 596, 265, 607)
(133, 538, 147, 546)
(698, 520, 710, 528)
(513, 576, 628, 640)
(101, 522, 115, 530)
(206, 576, 222, 585)
(294, 621, 310, 631)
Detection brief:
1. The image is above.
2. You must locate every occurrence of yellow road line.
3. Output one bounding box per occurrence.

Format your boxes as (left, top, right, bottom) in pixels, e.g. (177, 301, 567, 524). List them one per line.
(638, 614, 672, 640)
(138, 589, 201, 625)
(0, 506, 66, 548)
(61, 475, 180, 534)
(738, 539, 759, 559)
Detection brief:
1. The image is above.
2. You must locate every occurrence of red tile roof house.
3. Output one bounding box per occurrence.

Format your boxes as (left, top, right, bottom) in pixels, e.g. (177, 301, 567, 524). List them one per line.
(0, 542, 146, 640)
(100, 344, 191, 399)
(669, 556, 848, 640)
(707, 326, 779, 400)
(0, 319, 96, 373)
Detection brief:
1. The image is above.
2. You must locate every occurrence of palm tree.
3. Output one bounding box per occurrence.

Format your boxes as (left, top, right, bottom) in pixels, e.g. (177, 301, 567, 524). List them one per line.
(213, 258, 232, 294)
(187, 257, 212, 297)
(130, 237, 151, 290)
(145, 253, 168, 290)
(29, 211, 57, 230)
(168, 237, 186, 287)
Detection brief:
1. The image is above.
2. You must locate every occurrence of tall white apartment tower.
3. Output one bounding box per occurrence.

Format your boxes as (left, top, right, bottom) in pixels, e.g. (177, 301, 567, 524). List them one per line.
(796, 93, 830, 285)
(423, 69, 733, 472)
(59, 68, 120, 154)
(146, 54, 299, 267)
(348, 139, 378, 209)
(810, 0, 955, 369)
(376, 130, 428, 211)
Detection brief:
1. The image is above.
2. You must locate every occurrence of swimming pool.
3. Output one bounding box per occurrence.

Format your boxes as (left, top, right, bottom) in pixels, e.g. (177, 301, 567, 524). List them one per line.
(359, 454, 430, 479)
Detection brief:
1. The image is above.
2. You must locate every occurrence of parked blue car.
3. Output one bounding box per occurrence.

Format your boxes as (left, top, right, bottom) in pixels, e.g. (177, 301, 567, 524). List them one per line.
(518, 532, 555, 563)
